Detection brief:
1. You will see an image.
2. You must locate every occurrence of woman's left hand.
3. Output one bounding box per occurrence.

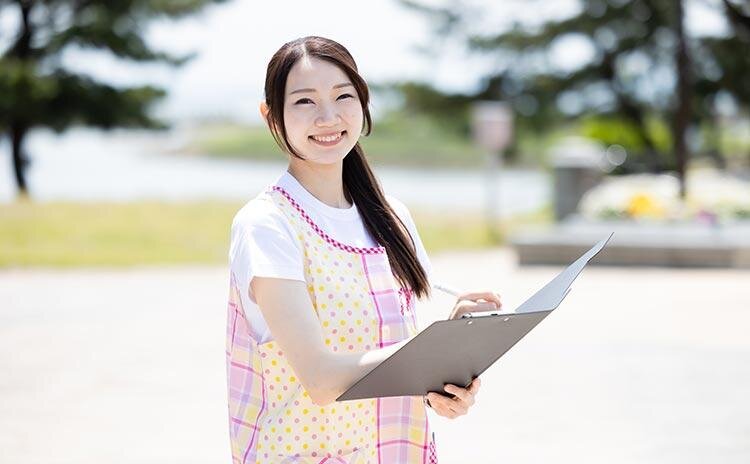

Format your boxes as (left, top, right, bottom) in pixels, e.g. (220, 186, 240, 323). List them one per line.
(425, 377, 481, 419)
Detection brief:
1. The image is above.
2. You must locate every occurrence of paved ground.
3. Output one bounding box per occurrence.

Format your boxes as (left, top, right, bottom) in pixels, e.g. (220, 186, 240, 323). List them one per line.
(2, 248, 749, 463)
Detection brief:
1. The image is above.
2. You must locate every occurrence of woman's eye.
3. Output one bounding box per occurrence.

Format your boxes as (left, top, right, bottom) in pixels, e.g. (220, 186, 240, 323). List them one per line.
(294, 94, 354, 105)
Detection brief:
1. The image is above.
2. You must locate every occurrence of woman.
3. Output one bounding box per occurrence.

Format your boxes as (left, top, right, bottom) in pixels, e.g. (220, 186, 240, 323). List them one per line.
(226, 36, 502, 463)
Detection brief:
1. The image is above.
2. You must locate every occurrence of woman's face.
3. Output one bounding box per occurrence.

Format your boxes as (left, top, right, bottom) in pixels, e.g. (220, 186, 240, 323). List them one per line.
(282, 56, 364, 165)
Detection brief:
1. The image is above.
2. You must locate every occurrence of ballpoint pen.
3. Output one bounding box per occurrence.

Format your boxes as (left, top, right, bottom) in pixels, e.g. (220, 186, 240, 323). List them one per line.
(433, 282, 477, 318)
(432, 282, 506, 317)
(431, 282, 463, 298)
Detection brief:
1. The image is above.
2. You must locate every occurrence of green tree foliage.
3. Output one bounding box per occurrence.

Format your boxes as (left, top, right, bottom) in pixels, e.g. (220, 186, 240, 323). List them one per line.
(0, 0, 227, 198)
(397, 0, 750, 197)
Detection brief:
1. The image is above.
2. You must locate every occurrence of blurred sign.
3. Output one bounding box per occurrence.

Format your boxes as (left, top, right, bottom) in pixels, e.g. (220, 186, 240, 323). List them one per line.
(471, 101, 513, 153)
(470, 100, 514, 241)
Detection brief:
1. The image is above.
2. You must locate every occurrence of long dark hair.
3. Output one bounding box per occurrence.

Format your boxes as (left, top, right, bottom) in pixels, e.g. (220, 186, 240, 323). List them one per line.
(263, 36, 430, 300)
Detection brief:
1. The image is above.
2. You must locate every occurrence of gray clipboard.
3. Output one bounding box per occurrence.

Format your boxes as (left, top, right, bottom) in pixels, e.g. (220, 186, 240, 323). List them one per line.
(336, 233, 613, 402)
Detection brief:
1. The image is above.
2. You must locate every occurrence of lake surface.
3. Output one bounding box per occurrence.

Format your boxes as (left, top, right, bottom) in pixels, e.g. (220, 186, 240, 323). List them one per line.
(0, 128, 550, 217)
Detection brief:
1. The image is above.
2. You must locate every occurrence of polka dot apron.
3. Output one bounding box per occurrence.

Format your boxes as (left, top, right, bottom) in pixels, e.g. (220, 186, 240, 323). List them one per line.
(226, 186, 438, 463)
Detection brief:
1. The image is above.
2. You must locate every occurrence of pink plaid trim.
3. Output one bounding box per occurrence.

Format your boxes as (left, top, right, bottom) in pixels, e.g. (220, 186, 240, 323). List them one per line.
(377, 396, 433, 463)
(360, 253, 413, 348)
(316, 457, 349, 464)
(428, 439, 438, 464)
(226, 272, 267, 464)
(362, 254, 387, 349)
(270, 185, 385, 255)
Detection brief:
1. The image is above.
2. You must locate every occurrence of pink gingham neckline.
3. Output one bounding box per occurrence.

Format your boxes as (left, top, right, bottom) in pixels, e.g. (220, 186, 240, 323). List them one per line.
(267, 185, 386, 255)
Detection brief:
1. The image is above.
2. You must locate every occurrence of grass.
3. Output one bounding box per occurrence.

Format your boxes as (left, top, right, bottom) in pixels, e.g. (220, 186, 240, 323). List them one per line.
(183, 111, 487, 168)
(0, 200, 239, 267)
(0, 200, 552, 268)
(411, 206, 553, 251)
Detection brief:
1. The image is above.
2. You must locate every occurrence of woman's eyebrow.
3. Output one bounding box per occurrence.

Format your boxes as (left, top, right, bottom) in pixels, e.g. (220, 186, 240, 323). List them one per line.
(289, 83, 353, 95)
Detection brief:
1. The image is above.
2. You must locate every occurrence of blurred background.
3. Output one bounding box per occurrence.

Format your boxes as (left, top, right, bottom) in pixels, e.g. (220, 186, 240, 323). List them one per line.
(1, 0, 749, 463)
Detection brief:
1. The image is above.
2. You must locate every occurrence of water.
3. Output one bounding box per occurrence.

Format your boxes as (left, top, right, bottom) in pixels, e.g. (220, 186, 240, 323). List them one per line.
(0, 128, 550, 217)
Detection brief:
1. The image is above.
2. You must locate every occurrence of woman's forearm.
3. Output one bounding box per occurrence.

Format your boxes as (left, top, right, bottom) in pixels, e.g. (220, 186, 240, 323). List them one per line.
(306, 336, 414, 406)
(252, 276, 418, 406)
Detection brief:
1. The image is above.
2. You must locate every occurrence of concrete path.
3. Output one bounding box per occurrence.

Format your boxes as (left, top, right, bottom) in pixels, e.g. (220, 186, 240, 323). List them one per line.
(2, 249, 749, 463)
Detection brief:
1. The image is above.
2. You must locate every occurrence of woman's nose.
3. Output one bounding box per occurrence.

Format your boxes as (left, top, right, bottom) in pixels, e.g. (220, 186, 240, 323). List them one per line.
(315, 103, 340, 126)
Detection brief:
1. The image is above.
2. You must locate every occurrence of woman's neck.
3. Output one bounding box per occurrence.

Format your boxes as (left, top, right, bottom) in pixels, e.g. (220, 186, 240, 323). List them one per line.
(287, 160, 351, 209)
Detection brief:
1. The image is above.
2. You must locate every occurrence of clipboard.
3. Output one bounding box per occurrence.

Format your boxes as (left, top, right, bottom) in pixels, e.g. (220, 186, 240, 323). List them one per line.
(336, 232, 613, 402)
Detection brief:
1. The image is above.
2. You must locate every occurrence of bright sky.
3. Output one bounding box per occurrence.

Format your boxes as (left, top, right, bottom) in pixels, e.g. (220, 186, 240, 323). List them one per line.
(62, 0, 475, 123)
(0, 0, 728, 124)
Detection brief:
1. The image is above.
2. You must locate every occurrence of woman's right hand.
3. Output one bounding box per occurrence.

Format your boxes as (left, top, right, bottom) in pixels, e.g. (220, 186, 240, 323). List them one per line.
(447, 291, 502, 319)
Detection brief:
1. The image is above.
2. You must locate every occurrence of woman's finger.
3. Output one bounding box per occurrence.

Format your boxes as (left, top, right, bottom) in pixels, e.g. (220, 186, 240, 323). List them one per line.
(472, 301, 501, 313)
(444, 384, 474, 406)
(434, 403, 458, 419)
(467, 377, 482, 396)
(448, 300, 477, 319)
(458, 291, 502, 307)
(440, 408, 458, 419)
(430, 391, 469, 415)
(451, 301, 498, 319)
(427, 392, 455, 410)
(436, 403, 464, 418)
(427, 393, 461, 415)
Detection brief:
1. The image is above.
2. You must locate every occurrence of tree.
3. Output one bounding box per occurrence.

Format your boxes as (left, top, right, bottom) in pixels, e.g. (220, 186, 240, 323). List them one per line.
(0, 0, 227, 199)
(397, 0, 750, 198)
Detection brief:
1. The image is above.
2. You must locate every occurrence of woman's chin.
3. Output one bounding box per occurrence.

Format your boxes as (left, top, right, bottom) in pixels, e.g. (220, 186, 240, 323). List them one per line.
(304, 146, 356, 165)
(305, 155, 347, 166)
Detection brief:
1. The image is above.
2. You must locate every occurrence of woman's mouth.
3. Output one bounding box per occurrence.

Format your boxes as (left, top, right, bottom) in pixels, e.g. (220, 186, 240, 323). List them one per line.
(309, 130, 346, 147)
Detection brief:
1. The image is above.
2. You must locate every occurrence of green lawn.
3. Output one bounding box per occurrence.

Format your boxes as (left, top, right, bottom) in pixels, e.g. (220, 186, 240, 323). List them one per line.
(0, 200, 239, 267)
(184, 111, 487, 168)
(0, 200, 551, 268)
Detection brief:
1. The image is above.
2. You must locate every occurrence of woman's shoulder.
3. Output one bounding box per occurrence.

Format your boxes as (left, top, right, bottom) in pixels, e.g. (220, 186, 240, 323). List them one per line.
(231, 190, 288, 234)
(384, 194, 415, 224)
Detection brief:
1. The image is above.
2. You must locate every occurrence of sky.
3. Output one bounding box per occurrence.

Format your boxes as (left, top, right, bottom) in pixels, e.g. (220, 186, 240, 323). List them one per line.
(0, 0, 729, 124)
(63, 0, 484, 123)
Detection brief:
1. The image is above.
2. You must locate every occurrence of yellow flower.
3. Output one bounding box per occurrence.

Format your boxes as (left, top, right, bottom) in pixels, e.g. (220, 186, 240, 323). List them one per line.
(626, 193, 665, 218)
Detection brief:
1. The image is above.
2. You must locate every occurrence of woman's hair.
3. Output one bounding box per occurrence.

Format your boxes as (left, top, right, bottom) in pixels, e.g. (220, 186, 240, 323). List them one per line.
(263, 35, 430, 299)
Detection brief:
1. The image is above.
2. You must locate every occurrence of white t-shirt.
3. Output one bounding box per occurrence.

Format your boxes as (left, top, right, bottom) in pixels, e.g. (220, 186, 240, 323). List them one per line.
(228, 170, 433, 344)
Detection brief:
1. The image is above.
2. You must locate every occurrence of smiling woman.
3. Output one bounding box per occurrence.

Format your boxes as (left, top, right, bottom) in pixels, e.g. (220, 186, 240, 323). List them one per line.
(224, 36, 493, 464)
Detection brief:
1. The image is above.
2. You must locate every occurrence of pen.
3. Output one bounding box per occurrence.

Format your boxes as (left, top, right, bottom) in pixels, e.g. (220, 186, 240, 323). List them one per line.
(433, 282, 474, 319)
(432, 282, 463, 297)
(433, 282, 507, 317)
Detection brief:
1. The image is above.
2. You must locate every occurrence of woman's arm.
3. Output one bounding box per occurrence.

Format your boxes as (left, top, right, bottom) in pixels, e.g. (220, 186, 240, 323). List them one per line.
(251, 276, 412, 406)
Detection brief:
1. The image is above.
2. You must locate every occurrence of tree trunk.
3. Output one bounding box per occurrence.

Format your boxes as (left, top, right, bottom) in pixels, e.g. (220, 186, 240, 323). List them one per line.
(673, 0, 691, 199)
(707, 115, 727, 170)
(7, 1, 35, 200)
(635, 126, 661, 173)
(10, 123, 30, 199)
(609, 74, 662, 172)
(619, 101, 662, 173)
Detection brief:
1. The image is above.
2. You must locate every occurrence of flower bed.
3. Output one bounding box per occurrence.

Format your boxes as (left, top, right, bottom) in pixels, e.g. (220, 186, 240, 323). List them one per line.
(578, 169, 750, 225)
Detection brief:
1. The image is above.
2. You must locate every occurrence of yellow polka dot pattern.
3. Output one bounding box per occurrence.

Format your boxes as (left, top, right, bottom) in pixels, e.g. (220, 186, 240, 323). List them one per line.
(226, 187, 437, 463)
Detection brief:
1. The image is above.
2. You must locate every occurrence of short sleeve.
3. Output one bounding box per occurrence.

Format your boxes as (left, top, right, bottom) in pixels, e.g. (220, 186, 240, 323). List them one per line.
(229, 198, 305, 309)
(386, 195, 433, 285)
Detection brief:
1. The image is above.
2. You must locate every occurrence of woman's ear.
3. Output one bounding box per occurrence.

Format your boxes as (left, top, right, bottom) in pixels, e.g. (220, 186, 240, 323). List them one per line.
(259, 101, 278, 133)
(259, 101, 270, 122)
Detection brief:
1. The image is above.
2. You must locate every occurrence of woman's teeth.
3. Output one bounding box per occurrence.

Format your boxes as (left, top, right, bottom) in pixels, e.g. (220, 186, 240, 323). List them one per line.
(311, 131, 344, 143)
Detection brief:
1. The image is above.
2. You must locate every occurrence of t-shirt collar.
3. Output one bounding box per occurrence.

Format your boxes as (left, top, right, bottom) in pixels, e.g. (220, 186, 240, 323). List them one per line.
(274, 170, 360, 221)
